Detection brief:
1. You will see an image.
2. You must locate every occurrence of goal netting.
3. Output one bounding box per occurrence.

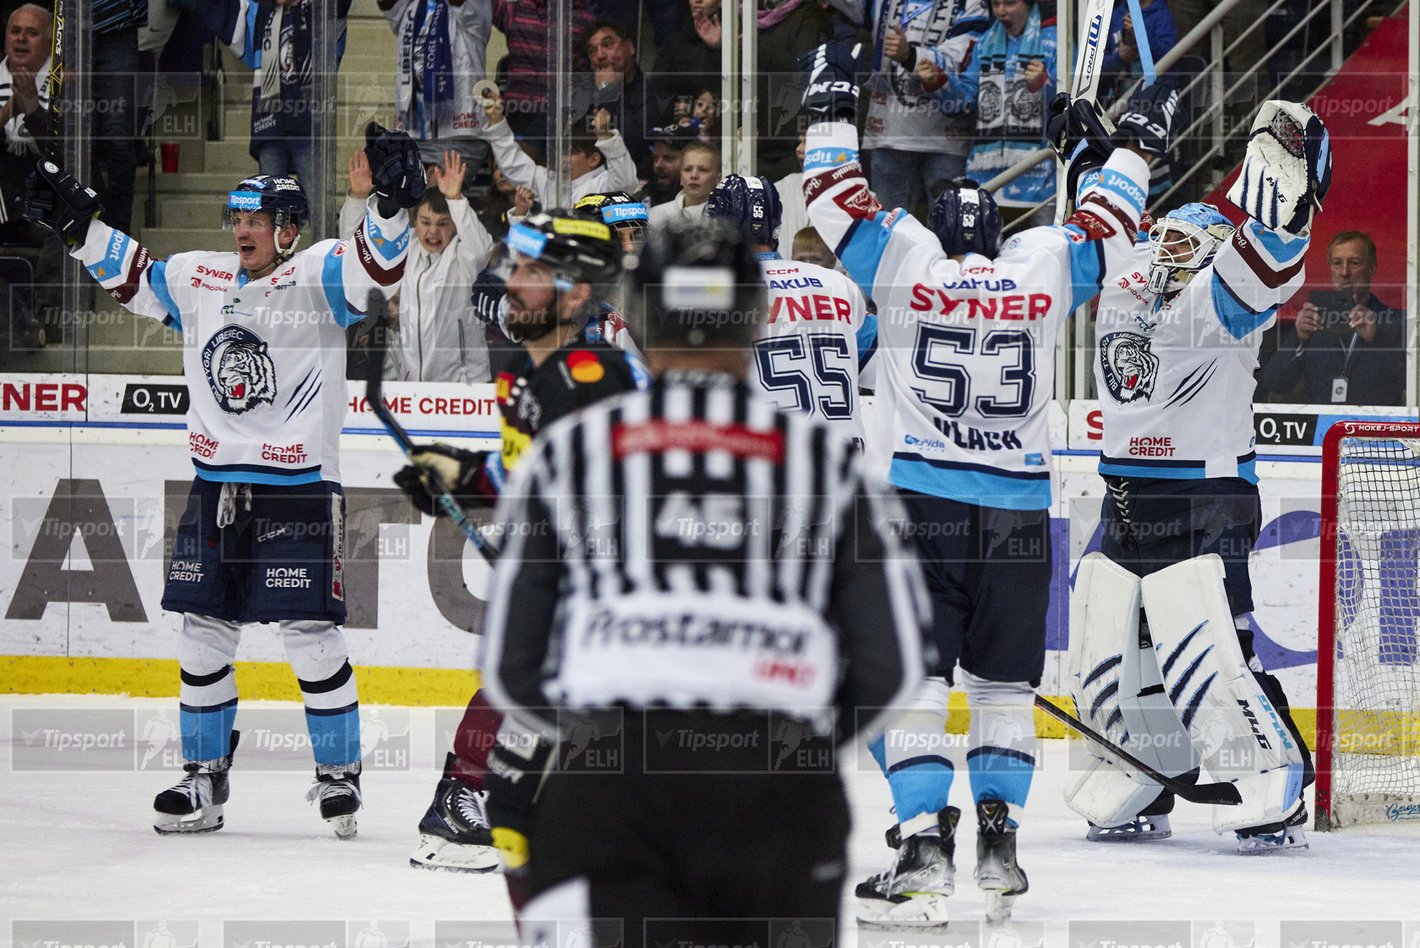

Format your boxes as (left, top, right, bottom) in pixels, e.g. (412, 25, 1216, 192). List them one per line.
(1316, 420, 1420, 830)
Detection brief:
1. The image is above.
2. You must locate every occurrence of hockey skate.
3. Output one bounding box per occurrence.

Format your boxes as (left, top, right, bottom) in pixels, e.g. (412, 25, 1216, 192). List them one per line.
(974, 799, 1028, 923)
(1236, 804, 1309, 855)
(409, 755, 501, 873)
(153, 732, 239, 835)
(1086, 813, 1173, 842)
(307, 762, 362, 839)
(856, 807, 958, 929)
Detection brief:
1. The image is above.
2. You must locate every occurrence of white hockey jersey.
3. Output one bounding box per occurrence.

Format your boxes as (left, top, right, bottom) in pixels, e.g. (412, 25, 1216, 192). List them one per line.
(73, 197, 409, 485)
(340, 192, 493, 383)
(750, 256, 875, 442)
(1093, 219, 1310, 483)
(804, 120, 1150, 510)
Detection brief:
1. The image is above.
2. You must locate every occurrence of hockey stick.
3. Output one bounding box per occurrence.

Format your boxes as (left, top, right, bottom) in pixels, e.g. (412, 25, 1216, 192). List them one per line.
(1054, 0, 1115, 224)
(47, 0, 64, 160)
(1034, 694, 1243, 806)
(363, 290, 500, 563)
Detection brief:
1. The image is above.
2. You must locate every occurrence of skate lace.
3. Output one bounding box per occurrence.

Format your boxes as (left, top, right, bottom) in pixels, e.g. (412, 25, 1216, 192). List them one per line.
(453, 786, 489, 829)
(174, 766, 213, 808)
(306, 776, 361, 808)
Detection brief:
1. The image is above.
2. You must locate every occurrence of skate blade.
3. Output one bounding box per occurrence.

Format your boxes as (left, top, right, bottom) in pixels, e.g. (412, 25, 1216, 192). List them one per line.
(856, 893, 951, 930)
(154, 806, 224, 835)
(1236, 836, 1309, 855)
(1086, 827, 1172, 842)
(327, 814, 358, 840)
(983, 890, 1017, 923)
(409, 835, 502, 873)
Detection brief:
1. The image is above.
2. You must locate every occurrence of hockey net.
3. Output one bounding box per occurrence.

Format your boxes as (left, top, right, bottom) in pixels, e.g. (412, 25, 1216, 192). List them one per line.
(1316, 420, 1420, 830)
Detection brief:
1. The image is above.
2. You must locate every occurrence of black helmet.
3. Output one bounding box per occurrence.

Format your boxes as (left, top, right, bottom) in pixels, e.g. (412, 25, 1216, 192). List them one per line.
(626, 217, 766, 352)
(222, 174, 310, 232)
(704, 173, 783, 248)
(927, 177, 1002, 257)
(505, 210, 622, 288)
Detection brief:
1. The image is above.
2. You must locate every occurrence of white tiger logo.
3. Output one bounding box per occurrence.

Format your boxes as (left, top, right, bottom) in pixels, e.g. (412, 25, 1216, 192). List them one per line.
(202, 324, 278, 414)
(1100, 332, 1159, 404)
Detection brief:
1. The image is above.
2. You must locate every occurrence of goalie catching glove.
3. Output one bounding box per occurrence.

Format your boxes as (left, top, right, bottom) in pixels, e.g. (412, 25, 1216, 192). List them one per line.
(393, 444, 500, 516)
(365, 122, 425, 216)
(22, 160, 103, 246)
(798, 41, 863, 122)
(1227, 100, 1331, 234)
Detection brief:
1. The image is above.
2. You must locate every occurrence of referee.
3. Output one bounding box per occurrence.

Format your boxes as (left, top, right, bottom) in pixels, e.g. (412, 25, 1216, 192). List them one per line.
(481, 218, 927, 944)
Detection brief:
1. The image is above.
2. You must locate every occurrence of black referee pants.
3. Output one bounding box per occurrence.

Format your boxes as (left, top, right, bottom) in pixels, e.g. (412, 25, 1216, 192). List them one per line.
(523, 710, 849, 948)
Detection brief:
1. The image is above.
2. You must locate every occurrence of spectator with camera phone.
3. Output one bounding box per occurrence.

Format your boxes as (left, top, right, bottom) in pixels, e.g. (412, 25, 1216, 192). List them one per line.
(1262, 230, 1406, 405)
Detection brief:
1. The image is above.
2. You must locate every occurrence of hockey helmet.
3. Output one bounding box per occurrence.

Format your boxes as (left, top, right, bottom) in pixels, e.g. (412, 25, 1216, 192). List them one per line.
(504, 210, 623, 290)
(223, 174, 309, 232)
(573, 191, 650, 255)
(927, 178, 1002, 258)
(1146, 203, 1235, 295)
(626, 216, 766, 352)
(704, 174, 783, 248)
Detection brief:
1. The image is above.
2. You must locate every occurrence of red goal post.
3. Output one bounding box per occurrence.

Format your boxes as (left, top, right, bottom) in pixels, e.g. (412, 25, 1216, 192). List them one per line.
(1315, 419, 1420, 830)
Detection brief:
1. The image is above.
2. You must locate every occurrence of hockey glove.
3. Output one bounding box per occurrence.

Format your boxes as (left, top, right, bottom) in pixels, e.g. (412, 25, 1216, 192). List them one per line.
(798, 41, 863, 122)
(393, 444, 497, 516)
(1111, 83, 1179, 159)
(483, 717, 555, 873)
(22, 160, 103, 247)
(364, 121, 425, 215)
(470, 269, 508, 326)
(1226, 100, 1331, 234)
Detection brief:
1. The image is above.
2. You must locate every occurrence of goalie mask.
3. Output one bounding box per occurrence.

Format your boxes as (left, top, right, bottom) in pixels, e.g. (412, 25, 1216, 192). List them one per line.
(223, 175, 310, 257)
(1146, 203, 1234, 295)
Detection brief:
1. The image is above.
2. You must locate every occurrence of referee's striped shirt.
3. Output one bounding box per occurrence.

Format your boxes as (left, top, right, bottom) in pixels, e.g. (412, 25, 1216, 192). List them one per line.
(482, 368, 927, 743)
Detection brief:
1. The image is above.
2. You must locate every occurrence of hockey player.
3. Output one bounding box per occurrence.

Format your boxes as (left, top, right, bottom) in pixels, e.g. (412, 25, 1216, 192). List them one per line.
(703, 173, 875, 444)
(392, 211, 648, 879)
(1066, 100, 1330, 854)
(796, 41, 1175, 924)
(21, 123, 422, 838)
(481, 217, 926, 944)
(571, 190, 650, 354)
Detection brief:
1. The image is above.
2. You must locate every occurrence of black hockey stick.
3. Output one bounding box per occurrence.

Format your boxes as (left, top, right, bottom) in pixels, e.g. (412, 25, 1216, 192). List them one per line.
(363, 290, 499, 562)
(1034, 695, 1242, 806)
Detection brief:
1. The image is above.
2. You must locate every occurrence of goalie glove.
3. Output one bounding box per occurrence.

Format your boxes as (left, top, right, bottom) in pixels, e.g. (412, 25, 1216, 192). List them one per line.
(392, 443, 498, 516)
(364, 121, 425, 215)
(22, 160, 103, 247)
(1111, 83, 1179, 158)
(797, 41, 863, 122)
(1227, 100, 1331, 234)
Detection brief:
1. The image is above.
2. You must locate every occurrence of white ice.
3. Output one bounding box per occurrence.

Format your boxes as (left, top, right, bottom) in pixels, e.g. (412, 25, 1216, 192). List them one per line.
(2, 694, 1417, 948)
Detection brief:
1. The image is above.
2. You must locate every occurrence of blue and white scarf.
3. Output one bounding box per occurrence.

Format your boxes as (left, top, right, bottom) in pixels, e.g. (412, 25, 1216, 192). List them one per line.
(975, 3, 1044, 142)
(398, 0, 455, 138)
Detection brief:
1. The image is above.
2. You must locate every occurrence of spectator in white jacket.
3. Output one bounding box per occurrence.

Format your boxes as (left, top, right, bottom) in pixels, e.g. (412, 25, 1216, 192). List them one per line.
(647, 139, 721, 228)
(478, 85, 638, 206)
(341, 149, 492, 383)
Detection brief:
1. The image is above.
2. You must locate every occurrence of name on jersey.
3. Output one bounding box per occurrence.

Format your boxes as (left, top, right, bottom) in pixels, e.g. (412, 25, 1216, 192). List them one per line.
(910, 420, 1023, 452)
(197, 265, 234, 281)
(910, 284, 1052, 320)
(1129, 435, 1175, 457)
(261, 441, 307, 464)
(767, 293, 853, 324)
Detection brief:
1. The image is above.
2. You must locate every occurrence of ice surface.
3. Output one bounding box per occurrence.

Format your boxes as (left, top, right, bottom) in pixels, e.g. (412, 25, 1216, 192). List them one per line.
(2, 694, 1417, 948)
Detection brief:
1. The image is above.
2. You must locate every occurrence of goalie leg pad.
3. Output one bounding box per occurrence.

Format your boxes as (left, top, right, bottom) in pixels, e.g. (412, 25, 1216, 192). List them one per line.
(962, 671, 1035, 819)
(874, 677, 954, 838)
(1139, 555, 1306, 833)
(1063, 554, 1197, 827)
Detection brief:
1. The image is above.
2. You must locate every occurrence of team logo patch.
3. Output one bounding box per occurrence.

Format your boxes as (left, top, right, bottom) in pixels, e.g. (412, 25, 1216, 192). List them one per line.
(566, 350, 605, 384)
(1099, 331, 1159, 404)
(201, 324, 278, 414)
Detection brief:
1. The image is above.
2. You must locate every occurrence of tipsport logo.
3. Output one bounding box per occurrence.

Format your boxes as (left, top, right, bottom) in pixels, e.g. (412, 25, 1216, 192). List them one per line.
(12, 919, 198, 948)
